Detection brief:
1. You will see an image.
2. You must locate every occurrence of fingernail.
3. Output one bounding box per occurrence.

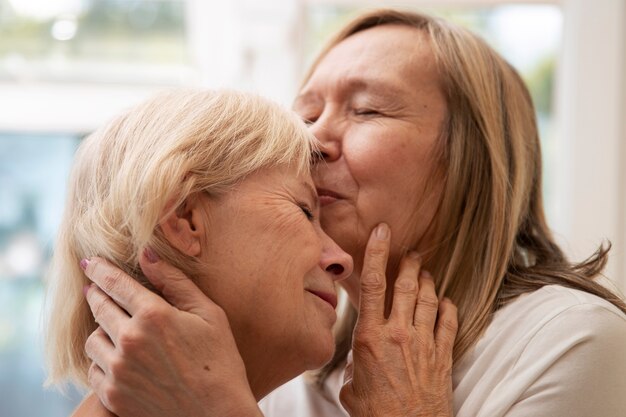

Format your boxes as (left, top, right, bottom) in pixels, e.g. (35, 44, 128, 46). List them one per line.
(144, 247, 160, 263)
(83, 284, 91, 297)
(422, 270, 432, 279)
(79, 258, 89, 271)
(408, 251, 421, 261)
(375, 223, 389, 239)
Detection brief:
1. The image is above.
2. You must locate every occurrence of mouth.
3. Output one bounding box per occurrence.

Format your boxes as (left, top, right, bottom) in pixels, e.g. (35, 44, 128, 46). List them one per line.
(316, 188, 344, 207)
(306, 289, 338, 309)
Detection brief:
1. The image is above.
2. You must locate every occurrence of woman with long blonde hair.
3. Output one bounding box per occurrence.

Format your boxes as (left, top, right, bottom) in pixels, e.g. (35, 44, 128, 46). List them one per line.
(73, 9, 626, 417)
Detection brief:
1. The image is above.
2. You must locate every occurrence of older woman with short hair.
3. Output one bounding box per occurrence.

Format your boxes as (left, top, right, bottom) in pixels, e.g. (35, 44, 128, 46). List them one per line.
(45, 89, 372, 415)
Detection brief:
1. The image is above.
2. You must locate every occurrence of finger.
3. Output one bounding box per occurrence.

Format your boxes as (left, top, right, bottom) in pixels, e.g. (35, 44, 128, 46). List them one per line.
(85, 285, 129, 344)
(81, 257, 164, 316)
(85, 327, 116, 373)
(413, 271, 439, 333)
(358, 223, 390, 325)
(87, 361, 106, 392)
(343, 350, 354, 385)
(435, 297, 458, 360)
(139, 247, 224, 323)
(388, 252, 421, 326)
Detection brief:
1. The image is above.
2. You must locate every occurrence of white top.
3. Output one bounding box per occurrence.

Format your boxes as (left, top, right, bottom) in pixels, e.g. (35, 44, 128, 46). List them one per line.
(259, 285, 626, 417)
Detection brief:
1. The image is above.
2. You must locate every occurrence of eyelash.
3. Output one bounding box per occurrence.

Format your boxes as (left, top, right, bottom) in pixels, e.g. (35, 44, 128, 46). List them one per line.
(301, 115, 317, 125)
(354, 108, 380, 116)
(299, 203, 315, 221)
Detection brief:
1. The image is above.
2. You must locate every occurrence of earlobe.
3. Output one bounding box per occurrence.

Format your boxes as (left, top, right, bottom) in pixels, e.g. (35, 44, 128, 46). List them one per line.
(159, 197, 205, 257)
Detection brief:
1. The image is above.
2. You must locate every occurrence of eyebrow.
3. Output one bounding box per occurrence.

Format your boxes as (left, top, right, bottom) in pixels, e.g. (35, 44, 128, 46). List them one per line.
(303, 182, 320, 209)
(296, 77, 407, 104)
(344, 78, 406, 99)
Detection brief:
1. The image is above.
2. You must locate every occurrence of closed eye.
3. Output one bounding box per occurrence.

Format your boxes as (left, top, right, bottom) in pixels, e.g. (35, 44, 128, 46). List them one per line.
(299, 203, 315, 221)
(300, 114, 319, 125)
(354, 108, 381, 117)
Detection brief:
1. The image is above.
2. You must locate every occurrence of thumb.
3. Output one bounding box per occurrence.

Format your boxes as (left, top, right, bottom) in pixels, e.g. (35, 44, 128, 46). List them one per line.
(339, 381, 356, 414)
(343, 350, 354, 385)
(139, 247, 221, 322)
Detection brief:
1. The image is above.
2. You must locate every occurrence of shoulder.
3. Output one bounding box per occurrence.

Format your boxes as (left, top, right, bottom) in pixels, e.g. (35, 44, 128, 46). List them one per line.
(506, 284, 626, 364)
(491, 284, 624, 341)
(481, 284, 626, 367)
(453, 285, 626, 417)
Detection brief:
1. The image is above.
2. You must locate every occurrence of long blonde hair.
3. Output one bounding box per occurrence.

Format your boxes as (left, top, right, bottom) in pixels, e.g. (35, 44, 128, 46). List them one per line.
(313, 9, 626, 383)
(44, 89, 315, 389)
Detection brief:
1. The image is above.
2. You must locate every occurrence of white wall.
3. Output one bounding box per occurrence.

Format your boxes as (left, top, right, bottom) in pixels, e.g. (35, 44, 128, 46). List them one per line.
(554, 0, 626, 291)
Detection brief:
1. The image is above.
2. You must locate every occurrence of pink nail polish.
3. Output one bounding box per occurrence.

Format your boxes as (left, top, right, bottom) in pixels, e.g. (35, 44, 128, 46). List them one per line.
(83, 284, 91, 296)
(144, 247, 160, 263)
(80, 258, 89, 271)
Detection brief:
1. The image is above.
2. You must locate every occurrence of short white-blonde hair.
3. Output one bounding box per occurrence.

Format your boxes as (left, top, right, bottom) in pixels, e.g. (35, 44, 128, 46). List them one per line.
(44, 89, 315, 389)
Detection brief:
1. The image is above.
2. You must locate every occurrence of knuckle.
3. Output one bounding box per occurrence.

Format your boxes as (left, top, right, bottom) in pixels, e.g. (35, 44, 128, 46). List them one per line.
(361, 272, 385, 293)
(91, 295, 111, 321)
(138, 304, 168, 324)
(108, 356, 125, 378)
(352, 327, 377, 351)
(441, 317, 459, 334)
(387, 325, 411, 344)
(418, 293, 439, 310)
(117, 326, 143, 351)
(395, 277, 417, 293)
(100, 269, 125, 293)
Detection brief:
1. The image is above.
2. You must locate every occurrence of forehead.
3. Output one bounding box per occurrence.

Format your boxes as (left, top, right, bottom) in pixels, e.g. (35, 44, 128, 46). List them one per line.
(230, 165, 315, 198)
(304, 25, 441, 95)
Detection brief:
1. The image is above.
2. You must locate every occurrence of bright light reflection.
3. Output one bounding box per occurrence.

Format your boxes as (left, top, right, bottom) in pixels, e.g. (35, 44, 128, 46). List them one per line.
(51, 17, 78, 41)
(3, 233, 42, 278)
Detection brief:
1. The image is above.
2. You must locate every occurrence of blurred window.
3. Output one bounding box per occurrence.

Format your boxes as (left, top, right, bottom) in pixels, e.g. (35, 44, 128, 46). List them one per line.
(0, 133, 83, 416)
(0, 0, 193, 85)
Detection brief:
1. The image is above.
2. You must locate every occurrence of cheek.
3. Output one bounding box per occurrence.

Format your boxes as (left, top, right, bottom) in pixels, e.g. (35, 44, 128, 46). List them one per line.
(348, 129, 441, 253)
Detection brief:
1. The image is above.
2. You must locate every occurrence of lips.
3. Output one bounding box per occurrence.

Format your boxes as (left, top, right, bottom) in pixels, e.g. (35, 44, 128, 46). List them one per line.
(316, 188, 344, 206)
(306, 289, 338, 309)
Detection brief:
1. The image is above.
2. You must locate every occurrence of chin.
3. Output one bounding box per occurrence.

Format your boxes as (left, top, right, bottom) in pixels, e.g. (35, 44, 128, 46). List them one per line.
(303, 332, 335, 370)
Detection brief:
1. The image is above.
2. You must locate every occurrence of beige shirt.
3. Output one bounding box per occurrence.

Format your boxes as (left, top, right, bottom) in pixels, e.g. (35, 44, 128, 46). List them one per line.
(259, 285, 626, 417)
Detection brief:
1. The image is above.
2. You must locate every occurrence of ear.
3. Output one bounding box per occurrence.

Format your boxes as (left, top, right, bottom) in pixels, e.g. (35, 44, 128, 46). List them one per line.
(159, 195, 206, 257)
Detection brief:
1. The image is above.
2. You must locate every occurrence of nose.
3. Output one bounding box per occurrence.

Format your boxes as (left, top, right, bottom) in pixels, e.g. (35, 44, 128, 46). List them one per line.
(319, 229, 353, 282)
(309, 111, 342, 163)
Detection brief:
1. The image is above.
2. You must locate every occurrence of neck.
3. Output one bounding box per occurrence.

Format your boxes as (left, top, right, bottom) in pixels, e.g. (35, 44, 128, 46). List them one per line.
(241, 345, 304, 401)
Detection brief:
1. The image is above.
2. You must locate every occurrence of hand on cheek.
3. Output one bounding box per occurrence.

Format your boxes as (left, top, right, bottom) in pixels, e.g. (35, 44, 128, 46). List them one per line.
(340, 223, 458, 417)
